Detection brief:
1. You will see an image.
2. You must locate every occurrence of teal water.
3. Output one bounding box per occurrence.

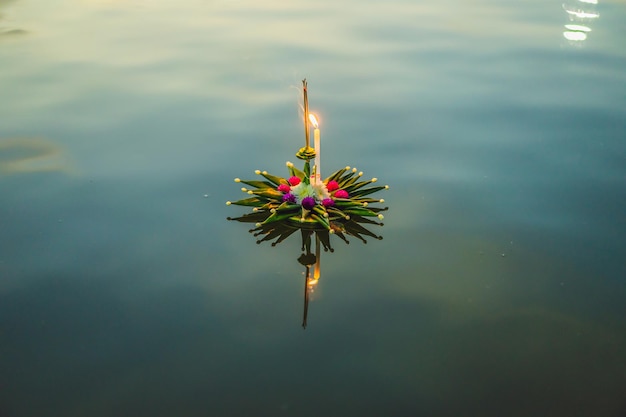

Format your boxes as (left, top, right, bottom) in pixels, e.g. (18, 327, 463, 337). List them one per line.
(1, 0, 625, 416)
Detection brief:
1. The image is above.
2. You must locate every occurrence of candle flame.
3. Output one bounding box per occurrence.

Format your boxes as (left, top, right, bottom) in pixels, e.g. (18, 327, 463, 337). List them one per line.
(308, 114, 319, 128)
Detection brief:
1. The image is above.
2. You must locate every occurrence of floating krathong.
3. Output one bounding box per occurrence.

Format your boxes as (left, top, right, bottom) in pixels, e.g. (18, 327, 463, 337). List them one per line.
(227, 79, 389, 250)
(226, 79, 389, 328)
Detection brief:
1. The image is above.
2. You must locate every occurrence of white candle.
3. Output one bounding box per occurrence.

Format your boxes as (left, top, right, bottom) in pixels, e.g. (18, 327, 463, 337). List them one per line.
(309, 114, 320, 183)
(314, 127, 320, 182)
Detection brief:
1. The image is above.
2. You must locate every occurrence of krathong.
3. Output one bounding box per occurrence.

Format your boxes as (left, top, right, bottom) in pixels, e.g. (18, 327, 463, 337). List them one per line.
(227, 79, 389, 250)
(226, 79, 389, 328)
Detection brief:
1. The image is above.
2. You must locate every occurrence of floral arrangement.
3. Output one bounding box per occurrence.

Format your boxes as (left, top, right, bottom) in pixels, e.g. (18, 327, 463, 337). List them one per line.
(227, 80, 388, 249)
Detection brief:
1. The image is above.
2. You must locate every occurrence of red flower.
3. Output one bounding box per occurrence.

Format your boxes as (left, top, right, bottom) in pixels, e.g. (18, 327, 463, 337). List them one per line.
(334, 189, 349, 199)
(277, 184, 291, 193)
(288, 176, 301, 186)
(326, 180, 339, 191)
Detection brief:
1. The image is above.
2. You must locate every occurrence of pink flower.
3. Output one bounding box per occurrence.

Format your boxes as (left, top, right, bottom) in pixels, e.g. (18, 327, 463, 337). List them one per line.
(322, 198, 335, 207)
(334, 189, 349, 199)
(288, 176, 301, 186)
(326, 180, 339, 191)
(277, 184, 291, 193)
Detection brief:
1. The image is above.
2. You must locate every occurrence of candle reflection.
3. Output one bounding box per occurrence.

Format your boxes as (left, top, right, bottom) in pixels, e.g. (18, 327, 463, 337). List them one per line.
(300, 234, 321, 329)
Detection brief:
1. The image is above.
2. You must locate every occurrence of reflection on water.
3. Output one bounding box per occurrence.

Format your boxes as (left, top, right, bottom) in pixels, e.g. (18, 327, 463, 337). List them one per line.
(0, 137, 72, 175)
(298, 233, 321, 328)
(0, 0, 26, 39)
(563, 0, 599, 43)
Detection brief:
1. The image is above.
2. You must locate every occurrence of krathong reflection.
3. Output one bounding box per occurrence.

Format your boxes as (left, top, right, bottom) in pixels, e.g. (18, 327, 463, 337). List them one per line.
(562, 0, 599, 43)
(298, 231, 321, 328)
(227, 80, 389, 328)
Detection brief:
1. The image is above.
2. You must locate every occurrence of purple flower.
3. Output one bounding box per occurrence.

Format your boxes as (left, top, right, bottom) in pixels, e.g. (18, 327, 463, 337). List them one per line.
(322, 198, 335, 207)
(301, 196, 316, 210)
(282, 193, 297, 203)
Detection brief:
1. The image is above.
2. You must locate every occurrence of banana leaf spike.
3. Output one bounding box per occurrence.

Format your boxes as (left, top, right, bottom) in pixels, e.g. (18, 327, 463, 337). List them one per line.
(260, 171, 289, 186)
(349, 231, 368, 244)
(348, 185, 388, 198)
(256, 227, 289, 243)
(343, 178, 378, 194)
(310, 213, 330, 230)
(227, 211, 271, 223)
(343, 207, 380, 217)
(333, 231, 350, 244)
(351, 197, 386, 204)
(236, 179, 276, 189)
(347, 214, 381, 225)
(250, 188, 284, 199)
(270, 227, 299, 246)
(363, 206, 388, 213)
(345, 220, 382, 240)
(336, 172, 357, 188)
(287, 163, 306, 179)
(227, 197, 265, 207)
(301, 229, 314, 252)
(325, 166, 350, 182)
(316, 231, 334, 252)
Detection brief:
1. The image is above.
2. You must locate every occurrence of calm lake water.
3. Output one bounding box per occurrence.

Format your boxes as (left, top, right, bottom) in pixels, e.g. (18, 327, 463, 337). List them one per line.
(1, 0, 625, 416)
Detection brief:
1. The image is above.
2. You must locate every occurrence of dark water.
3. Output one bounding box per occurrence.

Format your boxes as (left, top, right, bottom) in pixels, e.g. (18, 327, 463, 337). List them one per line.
(1, 0, 625, 416)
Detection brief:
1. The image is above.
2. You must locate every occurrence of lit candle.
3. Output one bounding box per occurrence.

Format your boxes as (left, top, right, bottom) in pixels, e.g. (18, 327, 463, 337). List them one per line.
(309, 114, 320, 183)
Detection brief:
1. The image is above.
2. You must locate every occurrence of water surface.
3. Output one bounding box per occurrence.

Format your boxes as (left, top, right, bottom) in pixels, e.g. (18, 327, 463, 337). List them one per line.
(1, 0, 625, 416)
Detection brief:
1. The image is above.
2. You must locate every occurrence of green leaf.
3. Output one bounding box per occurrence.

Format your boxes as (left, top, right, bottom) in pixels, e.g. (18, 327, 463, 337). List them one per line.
(288, 164, 306, 179)
(303, 161, 311, 181)
(345, 220, 382, 240)
(343, 179, 377, 194)
(227, 211, 271, 223)
(332, 198, 366, 208)
(325, 167, 349, 182)
(262, 210, 302, 225)
(250, 188, 284, 199)
(343, 207, 380, 217)
(260, 172, 288, 186)
(310, 213, 330, 230)
(349, 185, 388, 198)
(228, 197, 265, 207)
(237, 179, 275, 189)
